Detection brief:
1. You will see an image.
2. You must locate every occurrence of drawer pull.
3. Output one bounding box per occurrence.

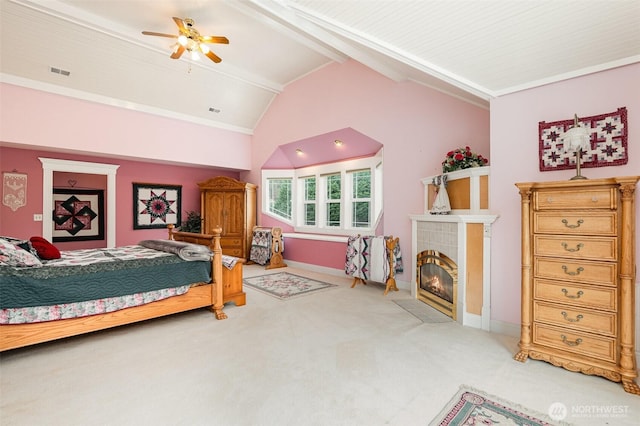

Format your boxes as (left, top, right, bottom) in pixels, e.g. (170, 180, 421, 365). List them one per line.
(560, 335, 583, 347)
(561, 242, 583, 252)
(561, 311, 584, 323)
(561, 289, 584, 299)
(562, 219, 583, 229)
(562, 265, 584, 276)
(591, 196, 599, 203)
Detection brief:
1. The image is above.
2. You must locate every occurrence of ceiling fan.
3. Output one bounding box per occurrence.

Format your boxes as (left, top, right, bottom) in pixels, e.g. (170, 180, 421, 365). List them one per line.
(142, 17, 229, 63)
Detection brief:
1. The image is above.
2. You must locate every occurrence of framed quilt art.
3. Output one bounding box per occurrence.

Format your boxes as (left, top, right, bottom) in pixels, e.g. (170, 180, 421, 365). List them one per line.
(52, 188, 105, 242)
(133, 183, 182, 229)
(539, 107, 628, 172)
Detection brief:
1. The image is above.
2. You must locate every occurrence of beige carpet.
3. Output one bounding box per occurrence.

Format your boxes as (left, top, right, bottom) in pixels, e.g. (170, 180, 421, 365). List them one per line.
(1, 265, 637, 425)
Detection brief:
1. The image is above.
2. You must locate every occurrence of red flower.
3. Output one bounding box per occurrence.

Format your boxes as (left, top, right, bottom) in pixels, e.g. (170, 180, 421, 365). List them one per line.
(442, 146, 488, 173)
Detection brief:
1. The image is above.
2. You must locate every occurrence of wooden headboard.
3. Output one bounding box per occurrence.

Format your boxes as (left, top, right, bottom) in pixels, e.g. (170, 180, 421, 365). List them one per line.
(167, 224, 221, 250)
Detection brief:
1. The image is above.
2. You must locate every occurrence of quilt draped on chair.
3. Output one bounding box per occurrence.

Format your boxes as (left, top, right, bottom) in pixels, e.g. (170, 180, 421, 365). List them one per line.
(344, 235, 403, 283)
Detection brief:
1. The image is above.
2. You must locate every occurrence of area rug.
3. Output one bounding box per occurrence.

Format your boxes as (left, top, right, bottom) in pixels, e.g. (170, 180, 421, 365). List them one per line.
(393, 299, 453, 323)
(243, 272, 337, 300)
(430, 385, 569, 426)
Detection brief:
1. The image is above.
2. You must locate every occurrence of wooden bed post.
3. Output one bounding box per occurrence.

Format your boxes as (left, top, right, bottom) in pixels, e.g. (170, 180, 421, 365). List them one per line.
(167, 224, 227, 320)
(209, 226, 227, 320)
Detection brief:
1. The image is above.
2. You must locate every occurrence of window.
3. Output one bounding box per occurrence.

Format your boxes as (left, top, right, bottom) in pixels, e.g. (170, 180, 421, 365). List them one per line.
(302, 176, 316, 226)
(325, 173, 341, 227)
(262, 150, 382, 235)
(267, 177, 292, 220)
(349, 169, 371, 228)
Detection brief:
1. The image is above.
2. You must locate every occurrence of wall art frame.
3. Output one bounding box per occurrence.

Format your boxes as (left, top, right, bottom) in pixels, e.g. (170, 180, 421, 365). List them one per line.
(52, 188, 105, 242)
(539, 107, 628, 172)
(133, 183, 182, 230)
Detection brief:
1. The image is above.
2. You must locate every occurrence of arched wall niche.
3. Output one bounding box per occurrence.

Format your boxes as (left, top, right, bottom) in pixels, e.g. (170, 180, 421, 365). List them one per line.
(40, 158, 120, 247)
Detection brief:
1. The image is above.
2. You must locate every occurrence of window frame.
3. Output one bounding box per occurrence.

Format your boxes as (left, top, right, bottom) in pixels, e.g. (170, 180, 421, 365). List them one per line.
(262, 150, 382, 236)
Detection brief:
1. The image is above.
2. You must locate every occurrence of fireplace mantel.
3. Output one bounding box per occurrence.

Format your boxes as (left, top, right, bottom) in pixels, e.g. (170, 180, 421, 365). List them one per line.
(409, 214, 497, 224)
(411, 167, 498, 331)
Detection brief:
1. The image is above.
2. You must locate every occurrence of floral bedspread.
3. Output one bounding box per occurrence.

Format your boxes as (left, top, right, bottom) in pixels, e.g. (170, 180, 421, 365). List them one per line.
(0, 285, 191, 324)
(0, 245, 212, 324)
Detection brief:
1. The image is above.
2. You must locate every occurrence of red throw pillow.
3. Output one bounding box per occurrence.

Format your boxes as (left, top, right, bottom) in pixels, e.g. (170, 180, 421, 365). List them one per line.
(29, 236, 61, 260)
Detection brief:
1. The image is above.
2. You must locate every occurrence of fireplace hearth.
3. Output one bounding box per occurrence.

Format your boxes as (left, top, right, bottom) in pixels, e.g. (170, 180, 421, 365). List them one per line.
(417, 250, 458, 319)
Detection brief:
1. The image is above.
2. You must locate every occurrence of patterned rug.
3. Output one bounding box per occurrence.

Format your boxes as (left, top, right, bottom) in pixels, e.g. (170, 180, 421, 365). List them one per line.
(243, 272, 337, 300)
(430, 386, 568, 426)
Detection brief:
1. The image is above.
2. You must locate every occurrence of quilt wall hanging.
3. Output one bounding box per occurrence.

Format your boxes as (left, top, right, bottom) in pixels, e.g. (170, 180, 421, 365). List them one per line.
(3, 171, 27, 212)
(52, 188, 104, 242)
(133, 183, 181, 229)
(538, 107, 627, 172)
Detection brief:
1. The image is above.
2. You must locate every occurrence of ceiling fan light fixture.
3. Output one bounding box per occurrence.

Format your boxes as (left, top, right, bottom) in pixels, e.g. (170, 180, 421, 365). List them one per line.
(143, 17, 227, 63)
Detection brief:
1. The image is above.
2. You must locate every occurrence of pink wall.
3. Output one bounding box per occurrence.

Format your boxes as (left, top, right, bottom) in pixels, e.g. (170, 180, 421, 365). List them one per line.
(0, 146, 238, 249)
(0, 83, 252, 171)
(490, 63, 640, 325)
(246, 60, 490, 275)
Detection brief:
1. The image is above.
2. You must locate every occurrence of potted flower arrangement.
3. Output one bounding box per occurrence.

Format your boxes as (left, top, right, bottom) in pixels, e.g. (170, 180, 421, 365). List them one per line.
(442, 146, 488, 173)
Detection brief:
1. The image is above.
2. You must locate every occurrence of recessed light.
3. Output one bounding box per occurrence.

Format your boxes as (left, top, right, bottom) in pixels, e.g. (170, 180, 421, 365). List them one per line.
(334, 139, 343, 146)
(296, 149, 303, 155)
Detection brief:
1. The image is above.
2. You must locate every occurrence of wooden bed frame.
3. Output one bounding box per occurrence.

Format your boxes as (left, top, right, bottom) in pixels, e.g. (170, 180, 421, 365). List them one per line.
(0, 225, 243, 351)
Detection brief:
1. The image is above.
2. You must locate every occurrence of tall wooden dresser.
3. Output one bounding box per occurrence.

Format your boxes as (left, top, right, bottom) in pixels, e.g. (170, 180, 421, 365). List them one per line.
(198, 176, 257, 260)
(515, 176, 639, 395)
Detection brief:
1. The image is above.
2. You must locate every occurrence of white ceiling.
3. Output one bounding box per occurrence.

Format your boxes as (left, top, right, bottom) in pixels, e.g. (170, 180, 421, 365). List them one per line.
(2, 0, 639, 135)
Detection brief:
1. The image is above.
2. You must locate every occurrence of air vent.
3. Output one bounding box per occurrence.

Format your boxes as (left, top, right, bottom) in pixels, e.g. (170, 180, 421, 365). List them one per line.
(49, 66, 71, 76)
(208, 107, 220, 113)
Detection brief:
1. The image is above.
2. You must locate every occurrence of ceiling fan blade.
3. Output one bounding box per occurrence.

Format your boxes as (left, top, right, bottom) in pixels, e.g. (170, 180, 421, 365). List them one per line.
(201, 36, 229, 44)
(173, 17, 186, 31)
(203, 50, 222, 63)
(142, 31, 178, 38)
(170, 45, 185, 59)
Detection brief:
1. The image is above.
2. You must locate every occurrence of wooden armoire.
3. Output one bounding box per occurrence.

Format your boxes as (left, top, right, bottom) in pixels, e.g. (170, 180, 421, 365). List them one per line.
(198, 176, 256, 260)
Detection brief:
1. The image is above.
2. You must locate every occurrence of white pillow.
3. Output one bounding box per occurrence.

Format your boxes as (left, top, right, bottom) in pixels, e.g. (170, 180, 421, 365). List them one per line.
(0, 238, 43, 267)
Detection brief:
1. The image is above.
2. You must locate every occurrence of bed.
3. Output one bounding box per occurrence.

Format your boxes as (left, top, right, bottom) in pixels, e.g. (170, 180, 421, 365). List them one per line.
(0, 225, 244, 351)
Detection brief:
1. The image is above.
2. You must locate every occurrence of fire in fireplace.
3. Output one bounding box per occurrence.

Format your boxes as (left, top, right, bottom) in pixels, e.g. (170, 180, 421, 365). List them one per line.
(416, 250, 458, 319)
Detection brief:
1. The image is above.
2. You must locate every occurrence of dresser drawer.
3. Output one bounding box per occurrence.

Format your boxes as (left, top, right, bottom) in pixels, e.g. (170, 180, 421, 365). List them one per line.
(222, 247, 243, 257)
(533, 301, 616, 336)
(533, 235, 617, 261)
(222, 238, 243, 246)
(534, 258, 616, 286)
(534, 279, 617, 311)
(533, 212, 617, 236)
(533, 323, 616, 362)
(534, 188, 616, 210)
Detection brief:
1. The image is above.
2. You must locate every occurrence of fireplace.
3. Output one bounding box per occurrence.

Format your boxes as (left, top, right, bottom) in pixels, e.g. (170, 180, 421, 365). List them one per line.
(410, 167, 498, 330)
(416, 250, 458, 319)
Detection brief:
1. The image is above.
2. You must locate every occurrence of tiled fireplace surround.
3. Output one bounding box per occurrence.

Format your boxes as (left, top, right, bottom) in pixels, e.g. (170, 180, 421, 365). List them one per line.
(410, 167, 498, 331)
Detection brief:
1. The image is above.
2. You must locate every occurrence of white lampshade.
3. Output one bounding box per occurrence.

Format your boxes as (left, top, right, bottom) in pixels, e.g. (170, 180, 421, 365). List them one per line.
(563, 125, 590, 152)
